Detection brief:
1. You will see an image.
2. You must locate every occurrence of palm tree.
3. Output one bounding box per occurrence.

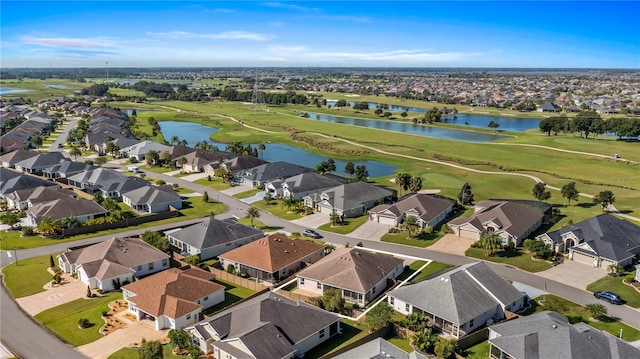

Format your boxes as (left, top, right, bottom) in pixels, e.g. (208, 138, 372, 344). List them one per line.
(245, 207, 260, 227)
(258, 143, 266, 160)
(35, 216, 61, 236)
(145, 150, 159, 166)
(409, 176, 423, 193)
(281, 195, 298, 213)
(60, 215, 80, 229)
(177, 139, 188, 146)
(395, 172, 411, 196)
(170, 136, 179, 145)
(176, 156, 188, 169)
(403, 215, 419, 237)
(330, 210, 341, 226)
(69, 146, 82, 161)
(480, 232, 503, 256)
(0, 212, 21, 230)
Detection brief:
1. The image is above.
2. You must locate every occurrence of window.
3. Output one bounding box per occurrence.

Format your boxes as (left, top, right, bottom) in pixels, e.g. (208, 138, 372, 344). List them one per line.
(372, 287, 376, 294)
(162, 259, 169, 267)
(148, 262, 154, 270)
(405, 303, 410, 312)
(317, 282, 322, 290)
(137, 265, 142, 271)
(389, 297, 394, 305)
(300, 278, 305, 285)
(204, 296, 209, 301)
(469, 319, 474, 328)
(186, 314, 191, 320)
(319, 329, 325, 339)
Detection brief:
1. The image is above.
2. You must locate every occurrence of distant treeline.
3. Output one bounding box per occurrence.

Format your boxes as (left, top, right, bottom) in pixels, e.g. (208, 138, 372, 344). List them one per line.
(539, 112, 640, 139)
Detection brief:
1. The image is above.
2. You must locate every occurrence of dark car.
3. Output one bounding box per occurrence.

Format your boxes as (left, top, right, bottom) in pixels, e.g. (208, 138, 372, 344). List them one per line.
(303, 229, 322, 239)
(594, 291, 623, 304)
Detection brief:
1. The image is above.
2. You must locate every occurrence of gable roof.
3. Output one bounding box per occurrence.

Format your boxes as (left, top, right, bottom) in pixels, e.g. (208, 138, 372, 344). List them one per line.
(122, 267, 224, 319)
(319, 182, 394, 211)
(389, 262, 524, 325)
(218, 234, 324, 272)
(15, 152, 70, 170)
(167, 218, 264, 250)
(7, 186, 75, 205)
(370, 194, 455, 222)
(27, 195, 106, 222)
(277, 172, 342, 195)
(489, 311, 640, 359)
(67, 167, 127, 186)
(544, 214, 640, 261)
(42, 162, 97, 177)
(122, 185, 182, 205)
(332, 338, 427, 359)
(448, 200, 545, 239)
(0, 168, 59, 195)
(296, 247, 403, 292)
(0, 149, 38, 165)
(219, 155, 268, 173)
(239, 161, 311, 183)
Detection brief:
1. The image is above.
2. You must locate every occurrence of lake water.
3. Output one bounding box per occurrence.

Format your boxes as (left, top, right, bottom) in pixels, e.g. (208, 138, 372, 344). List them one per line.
(0, 88, 30, 95)
(160, 121, 399, 177)
(45, 85, 67, 89)
(326, 100, 540, 132)
(307, 113, 510, 142)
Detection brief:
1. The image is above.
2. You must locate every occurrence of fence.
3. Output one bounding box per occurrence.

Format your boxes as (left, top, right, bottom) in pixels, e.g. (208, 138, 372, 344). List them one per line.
(457, 327, 489, 350)
(319, 325, 393, 359)
(273, 289, 314, 302)
(204, 267, 270, 292)
(60, 210, 179, 236)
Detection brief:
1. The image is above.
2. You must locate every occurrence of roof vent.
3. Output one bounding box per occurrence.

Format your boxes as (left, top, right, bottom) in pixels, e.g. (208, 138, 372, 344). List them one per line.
(552, 324, 557, 329)
(285, 250, 289, 254)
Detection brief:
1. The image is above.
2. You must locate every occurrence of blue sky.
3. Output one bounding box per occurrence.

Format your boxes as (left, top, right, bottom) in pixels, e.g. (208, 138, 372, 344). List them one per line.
(1, 1, 638, 68)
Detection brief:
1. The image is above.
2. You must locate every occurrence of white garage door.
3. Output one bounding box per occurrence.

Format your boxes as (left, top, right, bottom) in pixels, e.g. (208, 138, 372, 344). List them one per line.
(600, 258, 616, 268)
(377, 215, 397, 226)
(319, 205, 334, 215)
(572, 251, 595, 266)
(458, 228, 479, 240)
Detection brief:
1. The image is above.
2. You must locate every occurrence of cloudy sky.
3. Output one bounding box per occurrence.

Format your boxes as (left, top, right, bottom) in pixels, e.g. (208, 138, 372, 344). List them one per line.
(1, 1, 638, 68)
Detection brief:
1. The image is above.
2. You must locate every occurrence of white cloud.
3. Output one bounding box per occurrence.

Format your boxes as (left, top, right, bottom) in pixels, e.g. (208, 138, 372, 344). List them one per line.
(146, 31, 272, 41)
(310, 49, 482, 62)
(324, 15, 372, 23)
(21, 36, 115, 49)
(268, 45, 307, 52)
(261, 57, 288, 62)
(213, 8, 236, 13)
(261, 2, 321, 12)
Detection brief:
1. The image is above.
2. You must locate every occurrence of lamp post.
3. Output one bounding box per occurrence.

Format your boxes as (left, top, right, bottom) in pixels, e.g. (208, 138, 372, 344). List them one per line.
(13, 247, 18, 266)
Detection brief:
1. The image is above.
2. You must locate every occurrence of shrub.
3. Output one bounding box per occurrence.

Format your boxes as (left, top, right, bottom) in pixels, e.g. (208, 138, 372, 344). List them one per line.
(21, 226, 35, 236)
(388, 227, 401, 234)
(624, 273, 636, 283)
(96, 288, 103, 294)
(586, 303, 608, 320)
(226, 264, 236, 275)
(77, 318, 91, 328)
(183, 255, 200, 265)
(102, 310, 109, 317)
(434, 339, 458, 359)
(155, 179, 166, 186)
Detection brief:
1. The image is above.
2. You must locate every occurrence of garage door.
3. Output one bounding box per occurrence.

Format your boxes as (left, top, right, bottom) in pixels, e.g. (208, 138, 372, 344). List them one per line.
(572, 251, 596, 266)
(319, 205, 334, 215)
(458, 228, 479, 240)
(600, 258, 616, 268)
(378, 215, 397, 226)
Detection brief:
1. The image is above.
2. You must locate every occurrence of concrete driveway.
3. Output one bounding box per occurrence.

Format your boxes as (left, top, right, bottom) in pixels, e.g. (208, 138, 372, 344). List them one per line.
(16, 275, 87, 316)
(291, 213, 329, 229)
(241, 191, 266, 204)
(77, 319, 168, 359)
(220, 185, 252, 196)
(536, 260, 607, 290)
(348, 220, 391, 240)
(428, 234, 475, 256)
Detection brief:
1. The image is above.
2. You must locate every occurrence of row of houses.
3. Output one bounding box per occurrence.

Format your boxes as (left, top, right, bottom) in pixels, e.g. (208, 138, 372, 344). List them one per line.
(0, 106, 56, 153)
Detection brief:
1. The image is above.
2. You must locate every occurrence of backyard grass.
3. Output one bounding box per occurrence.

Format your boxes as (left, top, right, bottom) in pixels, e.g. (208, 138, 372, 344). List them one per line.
(397, 260, 453, 282)
(317, 215, 368, 235)
(462, 341, 490, 359)
(527, 294, 640, 341)
(2, 253, 58, 298)
(381, 230, 445, 248)
(386, 336, 413, 353)
(203, 279, 257, 315)
(586, 272, 640, 308)
(304, 319, 368, 359)
(108, 344, 188, 359)
(465, 247, 552, 272)
(232, 188, 262, 199)
(35, 292, 120, 347)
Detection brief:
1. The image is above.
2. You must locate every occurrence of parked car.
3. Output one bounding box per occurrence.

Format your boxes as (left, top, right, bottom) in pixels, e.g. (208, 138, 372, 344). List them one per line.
(303, 229, 322, 239)
(594, 291, 623, 304)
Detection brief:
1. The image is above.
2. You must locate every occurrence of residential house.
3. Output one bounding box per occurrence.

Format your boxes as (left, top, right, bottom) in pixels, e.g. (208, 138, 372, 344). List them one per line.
(218, 233, 325, 283)
(185, 292, 341, 358)
(6, 186, 75, 210)
(368, 193, 456, 229)
(537, 100, 561, 112)
(166, 217, 264, 260)
(388, 262, 526, 338)
(58, 237, 170, 291)
(203, 155, 267, 178)
(304, 181, 395, 218)
(95, 136, 140, 155)
(122, 185, 183, 213)
(0, 149, 38, 168)
(122, 267, 225, 330)
(236, 161, 311, 188)
(537, 213, 640, 268)
(120, 140, 169, 161)
(25, 195, 108, 226)
(332, 338, 427, 359)
(67, 168, 150, 198)
(41, 162, 97, 180)
(296, 247, 404, 306)
(14, 152, 71, 175)
(266, 172, 342, 199)
(488, 311, 640, 359)
(448, 200, 551, 246)
(179, 150, 231, 173)
(0, 168, 60, 201)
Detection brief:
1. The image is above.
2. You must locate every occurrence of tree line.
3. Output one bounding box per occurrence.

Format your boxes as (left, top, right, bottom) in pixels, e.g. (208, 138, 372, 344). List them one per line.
(539, 111, 640, 139)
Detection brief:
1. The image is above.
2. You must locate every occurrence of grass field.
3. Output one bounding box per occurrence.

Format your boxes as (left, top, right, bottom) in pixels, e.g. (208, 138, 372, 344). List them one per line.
(586, 272, 640, 308)
(2, 253, 57, 298)
(465, 247, 552, 272)
(317, 215, 368, 235)
(397, 260, 453, 282)
(462, 341, 490, 359)
(203, 279, 257, 315)
(108, 345, 188, 359)
(193, 177, 232, 191)
(232, 188, 262, 199)
(35, 292, 120, 347)
(381, 230, 445, 248)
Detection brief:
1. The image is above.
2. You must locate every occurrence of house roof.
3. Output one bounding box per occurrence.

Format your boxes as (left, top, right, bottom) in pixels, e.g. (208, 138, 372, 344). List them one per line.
(332, 338, 427, 359)
(121, 140, 169, 157)
(0, 149, 38, 165)
(27, 195, 108, 222)
(123, 185, 182, 205)
(370, 194, 455, 223)
(0, 168, 58, 196)
(216, 323, 296, 359)
(296, 247, 404, 293)
(100, 176, 150, 195)
(190, 292, 339, 349)
(167, 218, 264, 250)
(448, 200, 545, 239)
(67, 167, 127, 186)
(544, 214, 640, 262)
(60, 237, 169, 277)
(15, 152, 71, 170)
(8, 186, 74, 205)
(122, 267, 224, 319)
(42, 162, 97, 176)
(239, 161, 311, 183)
(319, 182, 394, 211)
(388, 262, 524, 325)
(489, 311, 640, 359)
(275, 172, 342, 195)
(218, 234, 324, 272)
(219, 155, 268, 173)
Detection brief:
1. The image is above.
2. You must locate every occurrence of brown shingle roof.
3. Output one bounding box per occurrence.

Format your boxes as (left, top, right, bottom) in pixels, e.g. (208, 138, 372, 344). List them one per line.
(123, 267, 224, 318)
(219, 234, 324, 272)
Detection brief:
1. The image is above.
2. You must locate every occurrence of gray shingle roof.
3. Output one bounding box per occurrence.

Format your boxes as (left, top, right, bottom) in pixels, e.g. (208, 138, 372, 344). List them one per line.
(15, 152, 70, 170)
(123, 185, 181, 205)
(0, 168, 58, 196)
(489, 311, 640, 359)
(320, 182, 394, 211)
(239, 161, 311, 183)
(276, 172, 342, 196)
(332, 338, 416, 359)
(370, 194, 455, 223)
(27, 196, 108, 222)
(167, 218, 264, 250)
(389, 262, 524, 325)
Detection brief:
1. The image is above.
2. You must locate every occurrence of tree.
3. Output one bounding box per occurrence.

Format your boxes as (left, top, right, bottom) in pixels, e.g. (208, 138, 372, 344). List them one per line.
(176, 156, 187, 168)
(101, 197, 119, 212)
(203, 191, 209, 203)
(139, 340, 163, 359)
(593, 190, 615, 212)
(281, 195, 298, 213)
(258, 143, 266, 160)
(263, 192, 273, 205)
(245, 207, 260, 227)
(326, 158, 336, 172)
(480, 232, 503, 256)
(170, 136, 179, 145)
(0, 212, 21, 230)
(586, 303, 608, 320)
(321, 289, 344, 313)
(49, 255, 55, 268)
(403, 215, 419, 237)
(145, 150, 159, 166)
(168, 330, 190, 350)
(35, 216, 61, 236)
(411, 329, 437, 353)
(434, 339, 458, 359)
(395, 172, 411, 196)
(458, 182, 474, 205)
(488, 120, 500, 132)
(160, 151, 172, 167)
(365, 302, 394, 332)
(354, 165, 369, 182)
(69, 146, 82, 161)
(330, 210, 341, 226)
(561, 182, 580, 205)
(409, 176, 423, 193)
(344, 161, 355, 177)
(141, 231, 170, 253)
(401, 111, 408, 119)
(532, 182, 551, 201)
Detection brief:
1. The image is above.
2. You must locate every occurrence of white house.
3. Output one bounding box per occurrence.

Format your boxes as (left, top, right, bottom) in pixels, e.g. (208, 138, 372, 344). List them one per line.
(368, 193, 455, 229)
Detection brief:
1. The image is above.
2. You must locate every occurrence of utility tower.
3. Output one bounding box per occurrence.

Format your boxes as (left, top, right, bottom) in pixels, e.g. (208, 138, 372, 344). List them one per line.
(106, 61, 110, 83)
(250, 71, 267, 112)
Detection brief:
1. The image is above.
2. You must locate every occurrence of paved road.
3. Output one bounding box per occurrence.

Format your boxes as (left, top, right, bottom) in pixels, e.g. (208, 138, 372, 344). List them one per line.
(1, 165, 639, 356)
(48, 116, 79, 152)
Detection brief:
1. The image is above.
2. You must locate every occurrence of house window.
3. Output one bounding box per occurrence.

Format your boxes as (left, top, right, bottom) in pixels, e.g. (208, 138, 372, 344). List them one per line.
(319, 329, 325, 338)
(137, 265, 142, 271)
(389, 297, 394, 305)
(148, 262, 154, 270)
(317, 282, 322, 290)
(204, 296, 209, 301)
(162, 259, 169, 267)
(300, 278, 305, 285)
(405, 303, 410, 312)
(186, 314, 191, 320)
(469, 319, 474, 328)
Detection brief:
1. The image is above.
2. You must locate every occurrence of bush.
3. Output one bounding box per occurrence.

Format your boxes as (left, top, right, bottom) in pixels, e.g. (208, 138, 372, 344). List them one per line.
(102, 310, 109, 317)
(183, 255, 200, 265)
(21, 226, 35, 236)
(96, 288, 103, 294)
(388, 227, 401, 234)
(77, 318, 91, 329)
(624, 274, 636, 283)
(155, 179, 166, 186)
(586, 303, 608, 320)
(434, 339, 458, 359)
(226, 264, 236, 275)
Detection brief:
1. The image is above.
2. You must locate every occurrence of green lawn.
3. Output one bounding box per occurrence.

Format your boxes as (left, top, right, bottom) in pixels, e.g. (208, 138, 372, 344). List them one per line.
(304, 320, 367, 359)
(528, 294, 640, 341)
(397, 260, 453, 282)
(317, 215, 369, 235)
(462, 341, 490, 359)
(108, 344, 188, 359)
(35, 292, 120, 347)
(465, 247, 552, 272)
(203, 279, 257, 315)
(586, 272, 640, 308)
(2, 253, 57, 298)
(232, 188, 262, 199)
(251, 200, 305, 221)
(381, 230, 445, 248)
(386, 337, 413, 353)
(193, 177, 232, 191)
